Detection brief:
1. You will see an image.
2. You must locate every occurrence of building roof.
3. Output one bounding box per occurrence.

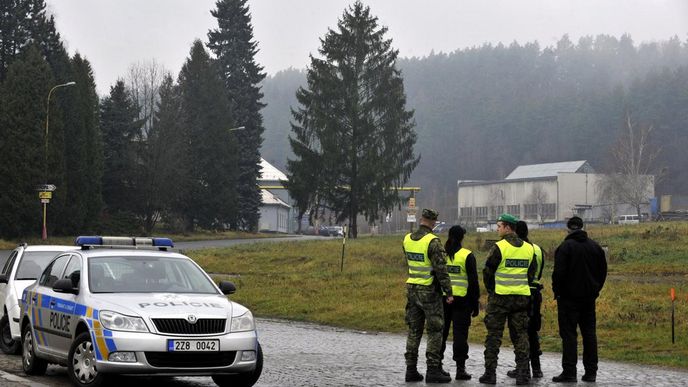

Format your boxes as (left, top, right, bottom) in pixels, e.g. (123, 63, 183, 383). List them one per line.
(259, 158, 288, 182)
(261, 189, 290, 208)
(505, 160, 594, 180)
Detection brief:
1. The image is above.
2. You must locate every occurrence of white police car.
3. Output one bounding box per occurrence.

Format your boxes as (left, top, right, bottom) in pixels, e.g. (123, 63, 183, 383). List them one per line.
(0, 244, 77, 354)
(20, 236, 262, 387)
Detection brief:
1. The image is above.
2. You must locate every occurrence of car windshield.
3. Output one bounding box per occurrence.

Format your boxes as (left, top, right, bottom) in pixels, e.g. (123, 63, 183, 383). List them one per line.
(88, 256, 218, 294)
(15, 251, 65, 280)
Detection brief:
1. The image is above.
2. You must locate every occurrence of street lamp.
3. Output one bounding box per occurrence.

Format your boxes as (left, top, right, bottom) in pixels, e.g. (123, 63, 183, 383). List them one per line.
(41, 81, 76, 240)
(227, 126, 245, 132)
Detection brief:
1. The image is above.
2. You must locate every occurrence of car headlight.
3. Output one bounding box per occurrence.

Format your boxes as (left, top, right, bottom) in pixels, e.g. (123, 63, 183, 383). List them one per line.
(230, 310, 255, 332)
(99, 310, 148, 332)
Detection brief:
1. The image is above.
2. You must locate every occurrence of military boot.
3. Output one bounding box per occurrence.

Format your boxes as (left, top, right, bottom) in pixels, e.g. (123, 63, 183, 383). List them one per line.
(478, 371, 496, 385)
(425, 367, 451, 383)
(438, 362, 450, 376)
(531, 357, 543, 378)
(455, 360, 471, 380)
(516, 368, 531, 385)
(507, 367, 530, 379)
(581, 371, 596, 382)
(405, 365, 423, 382)
(552, 371, 577, 383)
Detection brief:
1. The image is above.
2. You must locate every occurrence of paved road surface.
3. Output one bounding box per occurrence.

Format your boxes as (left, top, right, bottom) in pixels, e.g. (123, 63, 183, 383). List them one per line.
(0, 318, 686, 386)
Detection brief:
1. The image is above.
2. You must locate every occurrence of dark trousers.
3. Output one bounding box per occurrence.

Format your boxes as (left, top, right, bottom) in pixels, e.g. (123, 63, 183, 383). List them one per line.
(440, 296, 472, 363)
(557, 297, 598, 375)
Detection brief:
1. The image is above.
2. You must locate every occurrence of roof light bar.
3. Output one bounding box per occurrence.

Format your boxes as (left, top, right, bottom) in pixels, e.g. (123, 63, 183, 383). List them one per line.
(75, 236, 174, 248)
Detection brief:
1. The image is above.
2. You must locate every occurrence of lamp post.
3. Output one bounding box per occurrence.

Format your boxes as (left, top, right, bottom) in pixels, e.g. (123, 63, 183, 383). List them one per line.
(41, 81, 76, 240)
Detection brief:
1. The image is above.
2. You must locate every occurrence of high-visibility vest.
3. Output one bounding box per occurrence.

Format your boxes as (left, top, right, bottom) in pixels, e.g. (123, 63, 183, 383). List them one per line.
(494, 239, 533, 296)
(403, 233, 438, 286)
(531, 243, 544, 287)
(444, 248, 470, 297)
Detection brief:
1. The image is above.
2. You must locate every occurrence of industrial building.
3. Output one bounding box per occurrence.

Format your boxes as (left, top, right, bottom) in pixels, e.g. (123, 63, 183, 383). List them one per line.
(457, 160, 655, 227)
(258, 158, 291, 233)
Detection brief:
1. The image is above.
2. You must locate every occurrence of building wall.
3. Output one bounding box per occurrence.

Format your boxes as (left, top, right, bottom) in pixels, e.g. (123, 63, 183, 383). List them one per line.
(259, 205, 289, 233)
(458, 173, 655, 226)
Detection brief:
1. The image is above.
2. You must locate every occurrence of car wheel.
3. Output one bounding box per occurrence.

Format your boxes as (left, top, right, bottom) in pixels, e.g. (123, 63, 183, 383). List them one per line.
(212, 343, 263, 387)
(0, 315, 20, 354)
(68, 332, 105, 387)
(21, 324, 47, 375)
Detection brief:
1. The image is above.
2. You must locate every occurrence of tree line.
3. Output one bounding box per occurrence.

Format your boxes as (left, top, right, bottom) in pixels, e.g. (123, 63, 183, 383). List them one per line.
(0, 0, 264, 238)
(262, 34, 688, 220)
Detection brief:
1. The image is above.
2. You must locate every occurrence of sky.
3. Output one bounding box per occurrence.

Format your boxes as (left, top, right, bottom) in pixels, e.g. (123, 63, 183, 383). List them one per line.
(45, 0, 688, 94)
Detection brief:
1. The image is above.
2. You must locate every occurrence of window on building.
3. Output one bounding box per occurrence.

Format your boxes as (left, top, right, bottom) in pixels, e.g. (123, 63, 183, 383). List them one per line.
(460, 207, 473, 218)
(523, 204, 538, 219)
(507, 205, 521, 217)
(490, 206, 504, 220)
(543, 203, 556, 219)
(476, 206, 488, 220)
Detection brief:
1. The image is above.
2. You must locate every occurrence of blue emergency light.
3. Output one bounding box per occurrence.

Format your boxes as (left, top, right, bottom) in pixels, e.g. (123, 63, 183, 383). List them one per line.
(75, 236, 174, 248)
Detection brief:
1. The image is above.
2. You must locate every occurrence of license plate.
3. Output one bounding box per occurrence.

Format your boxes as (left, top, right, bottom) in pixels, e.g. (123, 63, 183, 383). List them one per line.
(167, 339, 219, 352)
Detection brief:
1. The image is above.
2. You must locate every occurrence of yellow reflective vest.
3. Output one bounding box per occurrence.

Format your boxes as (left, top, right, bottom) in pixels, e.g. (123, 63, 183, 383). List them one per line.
(531, 243, 543, 287)
(444, 248, 470, 297)
(495, 239, 533, 296)
(403, 233, 438, 286)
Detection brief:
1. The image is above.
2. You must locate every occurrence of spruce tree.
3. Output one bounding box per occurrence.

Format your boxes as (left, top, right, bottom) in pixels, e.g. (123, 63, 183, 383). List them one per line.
(208, 0, 265, 231)
(177, 40, 238, 231)
(99, 80, 142, 227)
(0, 45, 52, 237)
(288, 1, 418, 237)
(59, 54, 102, 233)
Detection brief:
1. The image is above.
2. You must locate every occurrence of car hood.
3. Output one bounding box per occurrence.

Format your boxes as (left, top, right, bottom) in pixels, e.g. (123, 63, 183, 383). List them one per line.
(88, 293, 243, 319)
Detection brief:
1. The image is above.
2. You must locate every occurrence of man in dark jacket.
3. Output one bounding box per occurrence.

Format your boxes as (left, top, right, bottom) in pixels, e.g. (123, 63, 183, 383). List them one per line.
(551, 216, 608, 383)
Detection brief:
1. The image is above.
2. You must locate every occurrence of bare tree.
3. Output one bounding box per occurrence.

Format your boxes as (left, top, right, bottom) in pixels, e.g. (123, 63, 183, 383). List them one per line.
(127, 60, 167, 138)
(599, 112, 659, 220)
(529, 184, 548, 222)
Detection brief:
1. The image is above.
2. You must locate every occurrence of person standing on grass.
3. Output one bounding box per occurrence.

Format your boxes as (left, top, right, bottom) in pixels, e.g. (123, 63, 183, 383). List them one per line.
(479, 213, 536, 386)
(507, 220, 545, 379)
(403, 208, 453, 384)
(440, 225, 480, 380)
(551, 216, 608, 383)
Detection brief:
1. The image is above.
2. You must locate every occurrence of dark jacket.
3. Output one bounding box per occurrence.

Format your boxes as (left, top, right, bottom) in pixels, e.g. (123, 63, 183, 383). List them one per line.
(552, 229, 608, 300)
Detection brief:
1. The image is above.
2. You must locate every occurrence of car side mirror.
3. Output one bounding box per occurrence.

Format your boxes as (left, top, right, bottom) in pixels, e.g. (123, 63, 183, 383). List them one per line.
(53, 278, 79, 295)
(0, 274, 7, 284)
(218, 281, 236, 295)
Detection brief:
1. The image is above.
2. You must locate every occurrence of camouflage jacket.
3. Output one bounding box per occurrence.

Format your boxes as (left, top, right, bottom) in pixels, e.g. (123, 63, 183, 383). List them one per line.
(403, 225, 453, 296)
(482, 232, 536, 295)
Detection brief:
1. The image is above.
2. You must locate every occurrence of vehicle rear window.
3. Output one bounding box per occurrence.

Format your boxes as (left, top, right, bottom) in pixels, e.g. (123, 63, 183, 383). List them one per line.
(88, 256, 218, 294)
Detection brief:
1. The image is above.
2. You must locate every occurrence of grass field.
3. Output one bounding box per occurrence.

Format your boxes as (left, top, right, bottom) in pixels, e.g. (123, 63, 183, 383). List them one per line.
(190, 222, 688, 369)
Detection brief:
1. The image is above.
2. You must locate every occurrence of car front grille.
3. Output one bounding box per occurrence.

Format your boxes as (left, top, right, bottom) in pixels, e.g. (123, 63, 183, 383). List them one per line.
(145, 351, 236, 368)
(152, 318, 226, 334)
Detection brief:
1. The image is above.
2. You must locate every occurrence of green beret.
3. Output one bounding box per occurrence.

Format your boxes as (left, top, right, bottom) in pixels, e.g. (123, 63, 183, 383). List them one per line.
(497, 213, 518, 225)
(422, 208, 439, 221)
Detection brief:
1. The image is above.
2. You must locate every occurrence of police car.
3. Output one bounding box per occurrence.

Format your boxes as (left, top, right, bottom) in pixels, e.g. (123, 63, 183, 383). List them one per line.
(0, 244, 77, 354)
(20, 236, 262, 387)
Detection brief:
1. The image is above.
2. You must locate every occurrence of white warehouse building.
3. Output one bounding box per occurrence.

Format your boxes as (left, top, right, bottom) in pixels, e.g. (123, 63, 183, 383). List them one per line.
(457, 160, 654, 227)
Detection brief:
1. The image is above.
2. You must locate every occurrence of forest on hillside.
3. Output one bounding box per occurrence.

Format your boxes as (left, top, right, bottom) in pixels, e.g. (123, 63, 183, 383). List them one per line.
(261, 35, 688, 216)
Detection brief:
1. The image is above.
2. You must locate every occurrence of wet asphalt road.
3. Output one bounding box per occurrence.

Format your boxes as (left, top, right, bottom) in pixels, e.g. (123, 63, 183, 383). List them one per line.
(1, 318, 688, 386)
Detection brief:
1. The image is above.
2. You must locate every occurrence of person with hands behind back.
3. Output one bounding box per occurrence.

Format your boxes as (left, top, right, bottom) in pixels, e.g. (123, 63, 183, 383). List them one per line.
(440, 225, 480, 380)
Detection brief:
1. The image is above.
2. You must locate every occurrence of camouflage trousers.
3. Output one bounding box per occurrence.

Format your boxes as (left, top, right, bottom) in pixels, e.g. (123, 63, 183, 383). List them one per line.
(483, 294, 530, 373)
(404, 284, 445, 368)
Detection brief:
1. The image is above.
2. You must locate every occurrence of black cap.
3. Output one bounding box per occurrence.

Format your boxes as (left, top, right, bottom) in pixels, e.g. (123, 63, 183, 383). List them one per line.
(567, 216, 584, 230)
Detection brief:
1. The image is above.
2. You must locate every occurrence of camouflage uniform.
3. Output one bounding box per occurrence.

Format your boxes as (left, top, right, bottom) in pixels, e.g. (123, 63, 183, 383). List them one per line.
(404, 225, 453, 369)
(482, 232, 536, 376)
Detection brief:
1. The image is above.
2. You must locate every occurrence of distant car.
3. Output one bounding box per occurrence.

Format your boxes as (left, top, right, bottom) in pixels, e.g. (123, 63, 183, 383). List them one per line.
(20, 236, 262, 387)
(432, 222, 450, 234)
(0, 244, 76, 354)
(476, 226, 489, 233)
(617, 214, 640, 224)
(319, 225, 344, 237)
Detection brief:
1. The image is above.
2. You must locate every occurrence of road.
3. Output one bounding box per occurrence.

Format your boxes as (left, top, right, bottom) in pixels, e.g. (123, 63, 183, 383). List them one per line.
(0, 318, 687, 386)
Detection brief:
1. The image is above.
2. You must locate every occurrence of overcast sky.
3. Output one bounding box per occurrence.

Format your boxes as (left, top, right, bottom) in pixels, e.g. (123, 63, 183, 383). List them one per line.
(45, 0, 688, 94)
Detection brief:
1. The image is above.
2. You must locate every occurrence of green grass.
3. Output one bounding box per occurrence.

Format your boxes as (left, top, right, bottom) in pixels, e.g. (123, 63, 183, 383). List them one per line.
(190, 221, 688, 369)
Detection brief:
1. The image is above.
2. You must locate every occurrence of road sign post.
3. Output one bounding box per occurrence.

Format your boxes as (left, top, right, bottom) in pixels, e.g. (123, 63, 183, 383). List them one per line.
(36, 184, 56, 240)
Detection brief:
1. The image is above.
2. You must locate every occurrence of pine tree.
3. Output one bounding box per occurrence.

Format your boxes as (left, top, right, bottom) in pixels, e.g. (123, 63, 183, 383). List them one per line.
(177, 40, 238, 231)
(288, 2, 418, 238)
(99, 79, 142, 231)
(0, 45, 52, 237)
(208, 0, 266, 231)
